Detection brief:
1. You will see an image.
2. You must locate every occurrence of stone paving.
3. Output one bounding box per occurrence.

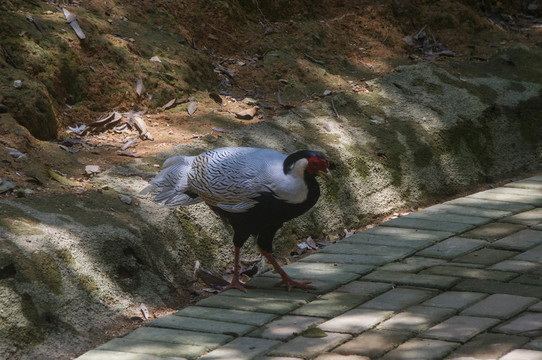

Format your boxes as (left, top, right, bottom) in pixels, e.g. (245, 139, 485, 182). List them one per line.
(77, 175, 542, 360)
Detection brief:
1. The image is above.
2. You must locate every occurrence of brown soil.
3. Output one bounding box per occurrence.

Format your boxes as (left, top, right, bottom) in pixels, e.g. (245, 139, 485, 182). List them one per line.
(1, 0, 541, 197)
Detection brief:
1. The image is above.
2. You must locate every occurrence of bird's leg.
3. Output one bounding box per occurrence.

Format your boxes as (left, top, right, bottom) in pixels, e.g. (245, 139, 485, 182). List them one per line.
(220, 246, 247, 293)
(260, 250, 316, 291)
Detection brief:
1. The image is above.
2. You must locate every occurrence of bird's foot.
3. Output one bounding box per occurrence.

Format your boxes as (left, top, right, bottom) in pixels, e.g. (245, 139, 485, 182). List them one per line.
(274, 278, 316, 292)
(220, 278, 247, 293)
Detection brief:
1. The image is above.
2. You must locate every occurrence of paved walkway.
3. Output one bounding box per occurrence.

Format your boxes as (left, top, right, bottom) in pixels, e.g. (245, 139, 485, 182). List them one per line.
(77, 175, 542, 360)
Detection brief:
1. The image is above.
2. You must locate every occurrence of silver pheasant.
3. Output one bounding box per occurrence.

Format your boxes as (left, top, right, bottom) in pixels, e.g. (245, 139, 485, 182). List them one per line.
(142, 147, 332, 292)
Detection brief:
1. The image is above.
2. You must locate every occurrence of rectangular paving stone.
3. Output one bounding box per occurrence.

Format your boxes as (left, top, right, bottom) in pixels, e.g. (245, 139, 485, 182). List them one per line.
(124, 327, 232, 349)
(360, 226, 454, 243)
(417, 237, 487, 259)
(511, 272, 542, 286)
(145, 315, 255, 336)
(318, 308, 393, 333)
(506, 177, 542, 191)
(490, 186, 542, 198)
(381, 338, 459, 360)
(249, 315, 324, 340)
(299, 253, 399, 266)
(467, 189, 542, 206)
(268, 332, 351, 358)
(335, 281, 393, 295)
(280, 261, 374, 275)
(400, 256, 448, 268)
(333, 329, 412, 358)
(246, 276, 342, 295)
(422, 203, 513, 219)
(447, 333, 529, 360)
(291, 292, 370, 318)
(460, 294, 538, 319)
(500, 208, 542, 226)
(489, 259, 542, 273)
(500, 349, 542, 360)
(219, 287, 317, 303)
(514, 244, 542, 263)
(195, 294, 302, 314)
(199, 337, 280, 360)
(405, 211, 492, 225)
(362, 270, 459, 289)
(421, 315, 499, 342)
(343, 232, 436, 250)
(76, 350, 186, 360)
(319, 242, 415, 258)
(380, 216, 474, 233)
(453, 248, 519, 265)
(174, 306, 276, 326)
(314, 354, 369, 360)
(461, 222, 526, 241)
(422, 291, 487, 310)
(454, 278, 542, 297)
(420, 265, 518, 282)
(258, 267, 361, 284)
(98, 338, 207, 359)
(494, 312, 542, 335)
(359, 287, 436, 311)
(378, 262, 427, 272)
(446, 197, 534, 212)
(377, 305, 456, 333)
(492, 229, 542, 251)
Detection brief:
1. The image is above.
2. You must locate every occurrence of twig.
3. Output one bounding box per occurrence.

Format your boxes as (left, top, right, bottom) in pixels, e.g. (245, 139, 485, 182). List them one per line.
(331, 98, 340, 119)
(290, 109, 302, 118)
(381, 26, 390, 44)
(304, 53, 325, 65)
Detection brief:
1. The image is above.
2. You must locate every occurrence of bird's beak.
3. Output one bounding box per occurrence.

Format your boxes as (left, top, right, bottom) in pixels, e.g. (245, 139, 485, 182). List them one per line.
(317, 169, 332, 182)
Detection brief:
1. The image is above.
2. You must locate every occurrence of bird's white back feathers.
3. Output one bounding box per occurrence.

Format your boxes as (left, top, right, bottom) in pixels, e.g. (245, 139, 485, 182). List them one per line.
(188, 147, 309, 212)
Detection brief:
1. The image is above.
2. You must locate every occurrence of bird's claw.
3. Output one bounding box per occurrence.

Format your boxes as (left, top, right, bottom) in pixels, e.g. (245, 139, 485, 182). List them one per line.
(274, 278, 316, 292)
(220, 278, 247, 293)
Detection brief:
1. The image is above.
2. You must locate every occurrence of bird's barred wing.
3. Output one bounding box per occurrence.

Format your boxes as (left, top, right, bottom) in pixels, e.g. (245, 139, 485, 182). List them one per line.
(188, 148, 285, 213)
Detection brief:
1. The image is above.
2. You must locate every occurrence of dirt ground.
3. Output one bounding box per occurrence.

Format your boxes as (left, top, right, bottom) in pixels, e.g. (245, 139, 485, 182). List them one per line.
(1, 0, 541, 198)
(1, 1, 542, 358)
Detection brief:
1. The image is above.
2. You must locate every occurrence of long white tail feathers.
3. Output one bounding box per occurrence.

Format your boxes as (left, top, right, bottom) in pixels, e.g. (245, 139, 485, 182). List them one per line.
(140, 155, 202, 207)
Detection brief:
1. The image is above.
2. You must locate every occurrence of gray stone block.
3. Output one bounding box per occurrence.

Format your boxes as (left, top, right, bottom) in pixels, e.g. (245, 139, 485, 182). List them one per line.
(174, 306, 276, 326)
(360, 287, 436, 311)
(422, 291, 487, 310)
(421, 315, 500, 342)
(145, 315, 255, 336)
(318, 308, 393, 333)
(333, 329, 412, 358)
(268, 333, 351, 358)
(199, 337, 281, 360)
(460, 294, 538, 319)
(381, 338, 459, 360)
(417, 237, 487, 259)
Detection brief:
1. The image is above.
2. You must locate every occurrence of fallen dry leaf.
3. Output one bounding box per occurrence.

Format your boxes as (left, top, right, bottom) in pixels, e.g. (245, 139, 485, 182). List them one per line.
(187, 101, 198, 115)
(235, 107, 258, 120)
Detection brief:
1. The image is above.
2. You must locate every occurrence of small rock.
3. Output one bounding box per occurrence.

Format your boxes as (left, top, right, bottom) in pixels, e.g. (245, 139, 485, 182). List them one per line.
(119, 195, 132, 205)
(0, 178, 16, 194)
(85, 165, 101, 175)
(0, 104, 9, 113)
(13, 80, 22, 89)
(150, 56, 161, 62)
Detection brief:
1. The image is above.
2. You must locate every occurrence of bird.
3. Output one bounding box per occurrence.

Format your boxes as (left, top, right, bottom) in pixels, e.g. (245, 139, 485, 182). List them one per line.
(141, 147, 332, 292)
